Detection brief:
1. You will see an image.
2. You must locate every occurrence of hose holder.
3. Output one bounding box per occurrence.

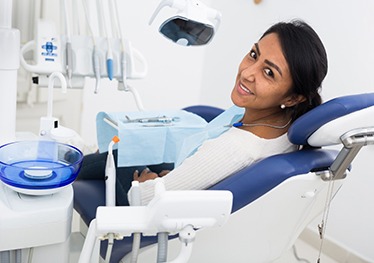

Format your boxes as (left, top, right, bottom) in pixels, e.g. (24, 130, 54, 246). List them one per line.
(321, 127, 374, 181)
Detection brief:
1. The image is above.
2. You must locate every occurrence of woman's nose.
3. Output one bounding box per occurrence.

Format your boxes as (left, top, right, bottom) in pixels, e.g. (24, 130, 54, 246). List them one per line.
(241, 64, 257, 82)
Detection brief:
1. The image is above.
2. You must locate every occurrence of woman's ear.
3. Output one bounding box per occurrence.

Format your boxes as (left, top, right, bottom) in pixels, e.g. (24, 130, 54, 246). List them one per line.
(284, 94, 306, 107)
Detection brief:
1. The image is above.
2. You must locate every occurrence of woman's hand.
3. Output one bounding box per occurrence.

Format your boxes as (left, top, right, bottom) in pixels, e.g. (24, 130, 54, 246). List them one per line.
(133, 168, 170, 183)
(158, 170, 170, 177)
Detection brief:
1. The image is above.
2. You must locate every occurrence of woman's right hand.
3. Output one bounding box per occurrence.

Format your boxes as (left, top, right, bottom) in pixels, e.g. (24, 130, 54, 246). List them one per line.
(133, 168, 159, 183)
(133, 168, 171, 183)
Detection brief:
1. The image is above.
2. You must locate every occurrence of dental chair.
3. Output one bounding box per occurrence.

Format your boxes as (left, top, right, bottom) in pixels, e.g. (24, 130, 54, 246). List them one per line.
(73, 93, 374, 262)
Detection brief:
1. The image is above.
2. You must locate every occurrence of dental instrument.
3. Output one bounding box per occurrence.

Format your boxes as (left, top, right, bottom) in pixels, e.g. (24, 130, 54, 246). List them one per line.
(107, 0, 149, 109)
(105, 135, 120, 207)
(124, 115, 180, 123)
(104, 136, 119, 263)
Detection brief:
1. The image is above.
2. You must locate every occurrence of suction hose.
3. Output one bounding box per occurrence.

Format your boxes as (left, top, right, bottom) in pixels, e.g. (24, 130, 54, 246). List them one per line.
(157, 232, 169, 263)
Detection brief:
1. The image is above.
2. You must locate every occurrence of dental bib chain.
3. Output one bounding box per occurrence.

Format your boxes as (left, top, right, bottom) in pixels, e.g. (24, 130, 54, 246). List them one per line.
(232, 118, 292, 129)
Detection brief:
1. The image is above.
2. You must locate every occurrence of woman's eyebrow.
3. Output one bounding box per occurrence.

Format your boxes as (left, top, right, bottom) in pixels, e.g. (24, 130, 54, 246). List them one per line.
(265, 59, 283, 76)
(254, 43, 261, 56)
(255, 42, 283, 76)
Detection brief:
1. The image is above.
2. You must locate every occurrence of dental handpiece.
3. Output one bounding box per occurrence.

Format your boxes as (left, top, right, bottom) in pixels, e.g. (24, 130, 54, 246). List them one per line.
(93, 46, 101, 93)
(65, 41, 73, 86)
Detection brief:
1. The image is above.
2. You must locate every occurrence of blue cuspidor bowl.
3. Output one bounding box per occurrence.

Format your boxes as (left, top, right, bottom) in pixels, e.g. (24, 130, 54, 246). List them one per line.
(0, 140, 83, 195)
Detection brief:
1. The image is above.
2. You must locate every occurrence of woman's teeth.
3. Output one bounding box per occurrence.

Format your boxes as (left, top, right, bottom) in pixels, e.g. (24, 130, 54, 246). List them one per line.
(239, 83, 253, 94)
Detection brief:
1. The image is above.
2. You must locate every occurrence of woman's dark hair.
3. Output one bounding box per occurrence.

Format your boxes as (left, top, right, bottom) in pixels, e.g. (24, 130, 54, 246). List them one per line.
(261, 20, 328, 121)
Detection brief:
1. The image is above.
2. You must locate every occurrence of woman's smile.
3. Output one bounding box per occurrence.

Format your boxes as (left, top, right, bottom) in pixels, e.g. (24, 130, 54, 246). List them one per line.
(238, 82, 254, 96)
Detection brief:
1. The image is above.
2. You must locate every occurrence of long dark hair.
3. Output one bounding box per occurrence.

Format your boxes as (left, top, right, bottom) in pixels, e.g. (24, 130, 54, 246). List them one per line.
(261, 20, 328, 121)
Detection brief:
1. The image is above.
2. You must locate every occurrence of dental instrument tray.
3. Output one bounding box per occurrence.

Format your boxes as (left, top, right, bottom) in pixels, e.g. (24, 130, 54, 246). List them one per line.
(0, 140, 83, 195)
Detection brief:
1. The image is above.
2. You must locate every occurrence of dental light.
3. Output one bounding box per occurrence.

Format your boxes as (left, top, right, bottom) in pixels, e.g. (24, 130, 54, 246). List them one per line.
(149, 0, 222, 46)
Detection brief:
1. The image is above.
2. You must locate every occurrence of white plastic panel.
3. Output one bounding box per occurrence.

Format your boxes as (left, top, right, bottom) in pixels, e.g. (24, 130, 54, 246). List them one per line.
(308, 106, 374, 147)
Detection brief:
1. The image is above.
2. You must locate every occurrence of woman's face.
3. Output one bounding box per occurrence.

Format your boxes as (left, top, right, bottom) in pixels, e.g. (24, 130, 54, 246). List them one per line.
(231, 33, 295, 115)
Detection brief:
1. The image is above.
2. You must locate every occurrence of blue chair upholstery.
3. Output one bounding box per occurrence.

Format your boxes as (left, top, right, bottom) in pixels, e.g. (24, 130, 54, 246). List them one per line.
(182, 105, 224, 122)
(73, 94, 374, 262)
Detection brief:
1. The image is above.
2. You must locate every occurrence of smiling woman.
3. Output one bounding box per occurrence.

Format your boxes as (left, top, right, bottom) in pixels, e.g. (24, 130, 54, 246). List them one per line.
(231, 20, 327, 139)
(77, 19, 328, 206)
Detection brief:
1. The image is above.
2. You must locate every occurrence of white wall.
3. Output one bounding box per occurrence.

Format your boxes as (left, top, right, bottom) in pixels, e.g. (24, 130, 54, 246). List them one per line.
(14, 0, 374, 260)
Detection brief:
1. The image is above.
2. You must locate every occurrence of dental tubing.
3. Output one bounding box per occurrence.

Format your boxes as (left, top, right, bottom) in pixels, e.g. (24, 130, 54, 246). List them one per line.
(82, 0, 101, 93)
(99, 0, 114, 81)
(105, 135, 120, 207)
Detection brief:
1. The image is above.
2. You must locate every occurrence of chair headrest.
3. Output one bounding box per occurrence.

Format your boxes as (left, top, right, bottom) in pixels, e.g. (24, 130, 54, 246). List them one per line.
(288, 93, 374, 146)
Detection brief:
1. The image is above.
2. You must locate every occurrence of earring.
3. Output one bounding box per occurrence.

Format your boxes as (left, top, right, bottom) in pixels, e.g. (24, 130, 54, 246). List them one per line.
(280, 104, 286, 109)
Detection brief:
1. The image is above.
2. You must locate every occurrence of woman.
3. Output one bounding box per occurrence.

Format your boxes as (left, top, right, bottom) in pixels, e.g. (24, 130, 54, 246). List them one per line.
(78, 19, 328, 206)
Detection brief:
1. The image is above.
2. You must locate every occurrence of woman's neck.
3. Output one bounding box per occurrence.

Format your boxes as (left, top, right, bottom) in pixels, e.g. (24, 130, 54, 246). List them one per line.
(237, 110, 292, 139)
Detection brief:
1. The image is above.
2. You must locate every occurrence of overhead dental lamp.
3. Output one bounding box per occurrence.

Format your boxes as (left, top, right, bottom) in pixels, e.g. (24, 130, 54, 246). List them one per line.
(149, 0, 222, 46)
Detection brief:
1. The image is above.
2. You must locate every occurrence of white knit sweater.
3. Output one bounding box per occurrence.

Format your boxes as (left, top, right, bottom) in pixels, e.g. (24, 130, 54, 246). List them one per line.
(128, 127, 297, 205)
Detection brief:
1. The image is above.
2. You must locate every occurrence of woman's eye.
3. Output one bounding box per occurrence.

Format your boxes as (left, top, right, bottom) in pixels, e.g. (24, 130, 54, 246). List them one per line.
(249, 50, 257, 59)
(264, 68, 274, 78)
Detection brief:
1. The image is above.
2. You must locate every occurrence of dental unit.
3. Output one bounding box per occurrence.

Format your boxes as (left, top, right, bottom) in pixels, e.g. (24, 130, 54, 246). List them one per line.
(19, 0, 148, 101)
(1, 0, 374, 263)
